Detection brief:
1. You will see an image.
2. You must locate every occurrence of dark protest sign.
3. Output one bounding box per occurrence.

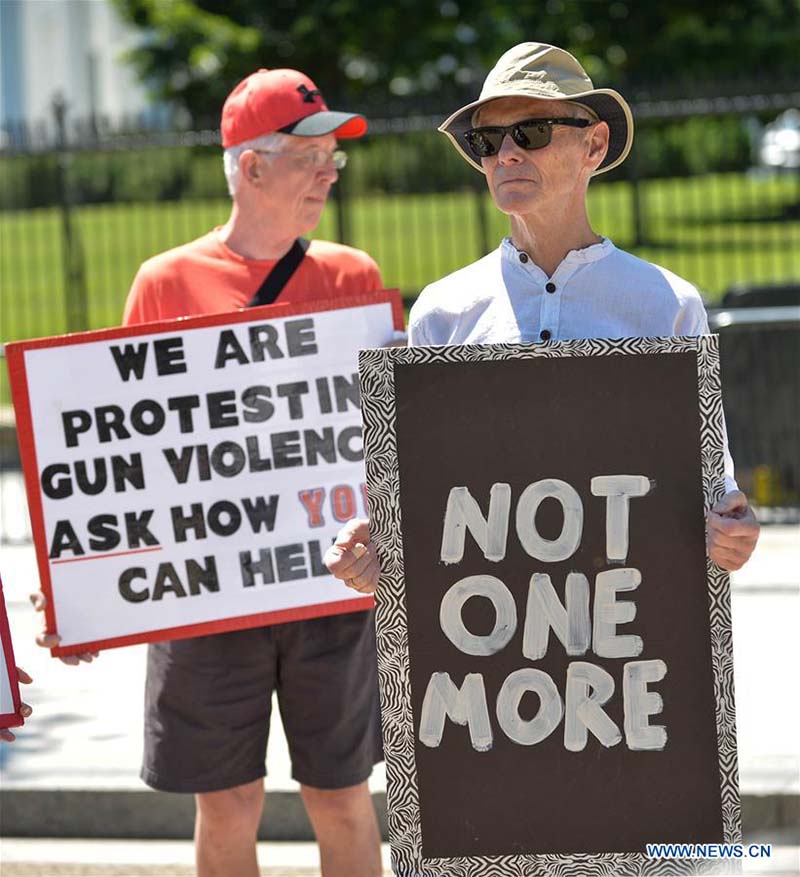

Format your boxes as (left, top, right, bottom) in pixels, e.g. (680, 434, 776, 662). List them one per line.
(6, 292, 402, 657)
(0, 576, 24, 730)
(360, 337, 740, 875)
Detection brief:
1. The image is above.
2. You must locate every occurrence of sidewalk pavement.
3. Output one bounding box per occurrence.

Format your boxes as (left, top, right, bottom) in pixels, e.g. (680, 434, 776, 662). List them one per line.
(0, 464, 798, 845)
(0, 839, 396, 876)
(2, 838, 797, 877)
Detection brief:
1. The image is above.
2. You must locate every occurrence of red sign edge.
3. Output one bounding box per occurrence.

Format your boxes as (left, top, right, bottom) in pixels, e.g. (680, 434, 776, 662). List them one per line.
(3, 289, 405, 354)
(0, 577, 24, 728)
(52, 595, 376, 657)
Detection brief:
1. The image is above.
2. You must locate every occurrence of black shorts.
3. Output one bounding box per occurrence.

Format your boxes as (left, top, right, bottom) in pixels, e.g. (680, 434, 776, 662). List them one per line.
(141, 609, 383, 793)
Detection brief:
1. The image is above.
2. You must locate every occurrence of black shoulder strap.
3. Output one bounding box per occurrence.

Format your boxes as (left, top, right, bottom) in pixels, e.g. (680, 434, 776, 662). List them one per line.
(246, 237, 310, 308)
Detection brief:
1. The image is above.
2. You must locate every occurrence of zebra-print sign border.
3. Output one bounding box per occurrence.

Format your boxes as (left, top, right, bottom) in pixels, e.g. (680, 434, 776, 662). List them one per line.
(359, 336, 740, 876)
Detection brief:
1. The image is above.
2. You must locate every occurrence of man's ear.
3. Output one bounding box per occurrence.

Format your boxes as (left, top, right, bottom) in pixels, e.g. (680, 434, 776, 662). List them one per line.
(240, 150, 260, 185)
(586, 121, 610, 172)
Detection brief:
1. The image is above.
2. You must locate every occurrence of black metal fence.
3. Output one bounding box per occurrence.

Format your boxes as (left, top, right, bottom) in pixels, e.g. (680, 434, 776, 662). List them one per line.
(2, 87, 799, 346)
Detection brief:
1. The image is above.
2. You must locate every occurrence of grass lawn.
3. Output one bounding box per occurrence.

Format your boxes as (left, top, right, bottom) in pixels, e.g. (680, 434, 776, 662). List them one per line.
(1, 170, 798, 405)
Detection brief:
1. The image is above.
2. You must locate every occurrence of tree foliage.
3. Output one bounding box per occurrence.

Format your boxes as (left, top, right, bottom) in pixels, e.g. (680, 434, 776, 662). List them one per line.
(113, 0, 800, 122)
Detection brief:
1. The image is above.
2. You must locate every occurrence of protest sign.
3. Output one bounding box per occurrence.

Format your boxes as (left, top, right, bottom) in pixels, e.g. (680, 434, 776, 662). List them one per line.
(360, 336, 739, 875)
(6, 291, 402, 657)
(0, 576, 24, 730)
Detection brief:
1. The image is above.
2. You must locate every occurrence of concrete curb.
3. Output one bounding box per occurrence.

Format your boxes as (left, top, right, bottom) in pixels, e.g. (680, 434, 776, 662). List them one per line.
(0, 789, 796, 841)
(0, 789, 388, 841)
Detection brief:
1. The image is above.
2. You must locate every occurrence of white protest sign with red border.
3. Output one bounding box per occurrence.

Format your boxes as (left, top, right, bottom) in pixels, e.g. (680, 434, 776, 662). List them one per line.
(0, 576, 24, 729)
(6, 291, 403, 657)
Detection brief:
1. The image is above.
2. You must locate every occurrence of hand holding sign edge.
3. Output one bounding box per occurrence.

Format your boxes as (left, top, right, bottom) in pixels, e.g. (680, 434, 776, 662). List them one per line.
(31, 591, 100, 664)
(0, 667, 32, 742)
(324, 518, 380, 594)
(706, 490, 760, 571)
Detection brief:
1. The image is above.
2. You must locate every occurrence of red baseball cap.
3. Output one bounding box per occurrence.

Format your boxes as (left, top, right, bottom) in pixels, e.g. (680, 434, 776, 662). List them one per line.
(221, 68, 367, 148)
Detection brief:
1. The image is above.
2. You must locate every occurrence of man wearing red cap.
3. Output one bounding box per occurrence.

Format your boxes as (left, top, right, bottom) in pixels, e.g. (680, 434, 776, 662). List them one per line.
(124, 69, 379, 323)
(37, 69, 385, 877)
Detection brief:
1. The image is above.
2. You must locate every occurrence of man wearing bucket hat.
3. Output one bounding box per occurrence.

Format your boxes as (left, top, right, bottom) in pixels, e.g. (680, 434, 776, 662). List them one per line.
(326, 42, 758, 592)
(34, 69, 384, 877)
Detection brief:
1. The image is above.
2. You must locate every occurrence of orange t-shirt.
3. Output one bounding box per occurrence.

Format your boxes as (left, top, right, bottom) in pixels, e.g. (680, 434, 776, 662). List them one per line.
(122, 230, 383, 326)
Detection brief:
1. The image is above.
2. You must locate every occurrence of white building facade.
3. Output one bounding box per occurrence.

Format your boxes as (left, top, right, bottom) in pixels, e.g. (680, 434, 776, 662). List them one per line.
(1, 0, 155, 129)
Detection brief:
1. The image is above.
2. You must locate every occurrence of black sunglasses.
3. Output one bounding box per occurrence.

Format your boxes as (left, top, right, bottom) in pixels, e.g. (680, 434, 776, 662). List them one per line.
(463, 117, 594, 159)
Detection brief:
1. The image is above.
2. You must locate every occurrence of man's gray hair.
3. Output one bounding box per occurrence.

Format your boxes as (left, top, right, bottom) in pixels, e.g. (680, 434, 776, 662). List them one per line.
(223, 131, 295, 196)
(563, 100, 599, 122)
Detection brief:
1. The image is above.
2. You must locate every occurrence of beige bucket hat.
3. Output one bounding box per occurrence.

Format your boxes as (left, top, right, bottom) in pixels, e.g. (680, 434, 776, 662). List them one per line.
(439, 42, 634, 176)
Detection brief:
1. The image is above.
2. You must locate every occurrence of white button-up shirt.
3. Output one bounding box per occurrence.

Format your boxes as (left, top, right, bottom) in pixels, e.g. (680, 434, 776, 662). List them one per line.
(408, 237, 736, 489)
(409, 237, 709, 346)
